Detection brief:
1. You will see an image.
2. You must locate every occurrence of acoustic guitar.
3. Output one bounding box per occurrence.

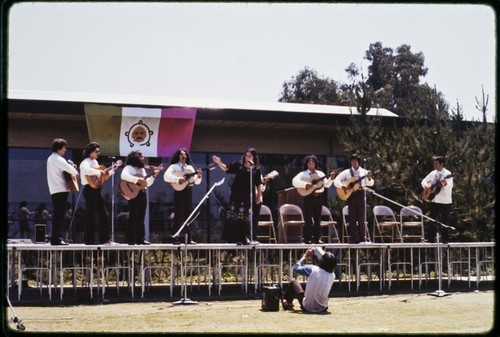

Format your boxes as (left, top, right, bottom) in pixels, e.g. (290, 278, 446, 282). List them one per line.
(87, 160, 123, 189)
(170, 163, 216, 191)
(63, 160, 79, 193)
(119, 164, 165, 200)
(256, 170, 279, 203)
(422, 174, 453, 202)
(336, 169, 378, 201)
(296, 170, 337, 197)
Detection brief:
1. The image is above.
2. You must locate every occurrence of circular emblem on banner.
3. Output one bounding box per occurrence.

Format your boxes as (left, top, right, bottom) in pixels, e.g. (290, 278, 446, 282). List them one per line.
(125, 120, 154, 147)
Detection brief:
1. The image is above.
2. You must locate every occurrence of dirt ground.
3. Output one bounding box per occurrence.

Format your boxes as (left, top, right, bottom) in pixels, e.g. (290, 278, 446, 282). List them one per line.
(4, 290, 495, 334)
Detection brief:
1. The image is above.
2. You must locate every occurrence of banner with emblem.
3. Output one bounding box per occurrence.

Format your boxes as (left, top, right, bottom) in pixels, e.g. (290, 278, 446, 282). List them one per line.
(84, 104, 196, 157)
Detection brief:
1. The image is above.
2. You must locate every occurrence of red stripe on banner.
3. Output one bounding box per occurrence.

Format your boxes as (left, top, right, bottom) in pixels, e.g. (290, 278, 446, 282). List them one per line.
(157, 108, 197, 157)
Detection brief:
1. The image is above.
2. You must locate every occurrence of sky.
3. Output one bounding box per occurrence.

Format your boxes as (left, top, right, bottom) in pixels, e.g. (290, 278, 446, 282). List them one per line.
(7, 2, 496, 122)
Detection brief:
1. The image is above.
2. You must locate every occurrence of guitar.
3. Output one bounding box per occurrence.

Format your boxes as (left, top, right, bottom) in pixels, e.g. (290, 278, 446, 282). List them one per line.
(87, 160, 123, 189)
(336, 169, 378, 201)
(256, 170, 279, 203)
(63, 160, 79, 193)
(170, 163, 216, 191)
(296, 170, 338, 197)
(422, 174, 453, 202)
(119, 164, 165, 200)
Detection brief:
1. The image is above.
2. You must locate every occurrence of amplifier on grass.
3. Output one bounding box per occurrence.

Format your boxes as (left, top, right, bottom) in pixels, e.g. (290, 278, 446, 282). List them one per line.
(261, 285, 280, 311)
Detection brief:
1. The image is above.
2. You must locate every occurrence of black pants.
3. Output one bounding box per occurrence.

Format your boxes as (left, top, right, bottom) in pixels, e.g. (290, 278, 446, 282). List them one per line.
(303, 194, 322, 243)
(127, 190, 147, 244)
(427, 202, 451, 243)
(51, 192, 68, 243)
(173, 188, 193, 241)
(83, 184, 110, 244)
(347, 190, 367, 243)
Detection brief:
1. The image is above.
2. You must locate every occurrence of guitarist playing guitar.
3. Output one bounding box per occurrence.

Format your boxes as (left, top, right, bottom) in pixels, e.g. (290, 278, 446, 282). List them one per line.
(163, 148, 203, 244)
(120, 150, 161, 245)
(79, 142, 116, 245)
(420, 155, 453, 243)
(292, 155, 336, 244)
(333, 154, 374, 244)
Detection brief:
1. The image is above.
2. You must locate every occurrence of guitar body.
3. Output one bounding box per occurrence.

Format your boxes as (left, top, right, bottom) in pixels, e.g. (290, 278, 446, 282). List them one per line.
(169, 163, 215, 192)
(171, 168, 197, 192)
(87, 165, 108, 189)
(335, 170, 377, 201)
(87, 160, 123, 189)
(63, 171, 79, 193)
(297, 174, 326, 197)
(422, 174, 453, 202)
(119, 175, 147, 200)
(120, 163, 164, 200)
(336, 177, 362, 201)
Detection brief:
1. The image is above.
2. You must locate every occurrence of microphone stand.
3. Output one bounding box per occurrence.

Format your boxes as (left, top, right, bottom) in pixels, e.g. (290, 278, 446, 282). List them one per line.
(249, 162, 255, 245)
(362, 159, 370, 243)
(364, 187, 455, 297)
(172, 178, 225, 305)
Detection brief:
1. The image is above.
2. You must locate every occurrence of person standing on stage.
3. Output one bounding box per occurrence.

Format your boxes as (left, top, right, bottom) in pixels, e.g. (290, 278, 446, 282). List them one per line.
(120, 150, 160, 245)
(163, 148, 202, 244)
(212, 148, 263, 244)
(79, 142, 113, 245)
(281, 247, 337, 313)
(333, 154, 374, 244)
(421, 155, 453, 243)
(46, 138, 79, 245)
(292, 155, 336, 244)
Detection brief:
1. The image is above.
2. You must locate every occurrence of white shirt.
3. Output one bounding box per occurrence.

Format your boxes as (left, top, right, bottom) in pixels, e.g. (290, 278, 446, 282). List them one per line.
(79, 158, 102, 186)
(163, 162, 201, 185)
(333, 167, 374, 189)
(120, 165, 156, 188)
(292, 169, 334, 194)
(421, 168, 453, 204)
(46, 152, 79, 195)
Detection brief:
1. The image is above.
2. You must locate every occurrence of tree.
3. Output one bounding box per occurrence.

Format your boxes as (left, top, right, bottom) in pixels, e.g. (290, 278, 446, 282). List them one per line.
(278, 42, 495, 241)
(279, 67, 339, 105)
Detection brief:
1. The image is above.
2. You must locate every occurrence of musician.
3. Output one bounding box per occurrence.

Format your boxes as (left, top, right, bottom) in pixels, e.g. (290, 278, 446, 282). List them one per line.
(163, 148, 202, 244)
(333, 154, 374, 244)
(292, 155, 335, 244)
(421, 156, 453, 243)
(46, 138, 79, 245)
(120, 150, 159, 245)
(79, 142, 112, 245)
(212, 148, 263, 244)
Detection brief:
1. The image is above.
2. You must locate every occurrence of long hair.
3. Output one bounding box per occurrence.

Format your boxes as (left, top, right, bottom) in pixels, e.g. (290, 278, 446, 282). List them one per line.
(170, 148, 191, 165)
(51, 138, 67, 153)
(82, 142, 100, 159)
(125, 150, 144, 168)
(241, 147, 260, 169)
(302, 154, 318, 171)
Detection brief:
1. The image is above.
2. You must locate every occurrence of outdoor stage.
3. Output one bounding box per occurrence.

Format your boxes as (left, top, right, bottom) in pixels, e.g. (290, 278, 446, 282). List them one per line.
(6, 241, 495, 303)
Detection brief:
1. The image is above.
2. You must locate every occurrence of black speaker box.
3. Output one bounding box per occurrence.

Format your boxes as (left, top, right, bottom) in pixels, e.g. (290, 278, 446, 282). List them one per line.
(261, 286, 280, 311)
(35, 224, 46, 243)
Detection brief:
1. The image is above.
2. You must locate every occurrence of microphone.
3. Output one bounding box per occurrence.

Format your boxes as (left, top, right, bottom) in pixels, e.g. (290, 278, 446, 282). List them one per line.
(247, 160, 254, 165)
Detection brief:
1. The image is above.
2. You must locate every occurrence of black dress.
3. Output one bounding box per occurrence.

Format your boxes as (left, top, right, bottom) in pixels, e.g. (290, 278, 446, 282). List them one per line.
(221, 161, 262, 243)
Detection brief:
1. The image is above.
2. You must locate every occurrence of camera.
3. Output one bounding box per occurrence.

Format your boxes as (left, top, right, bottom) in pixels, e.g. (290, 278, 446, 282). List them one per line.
(313, 247, 325, 261)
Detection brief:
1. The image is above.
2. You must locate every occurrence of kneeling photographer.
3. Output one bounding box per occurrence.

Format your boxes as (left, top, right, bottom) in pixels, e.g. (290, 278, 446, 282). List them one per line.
(282, 247, 337, 313)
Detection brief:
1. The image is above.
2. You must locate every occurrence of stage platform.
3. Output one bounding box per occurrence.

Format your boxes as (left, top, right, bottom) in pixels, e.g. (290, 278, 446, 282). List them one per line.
(5, 241, 495, 304)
